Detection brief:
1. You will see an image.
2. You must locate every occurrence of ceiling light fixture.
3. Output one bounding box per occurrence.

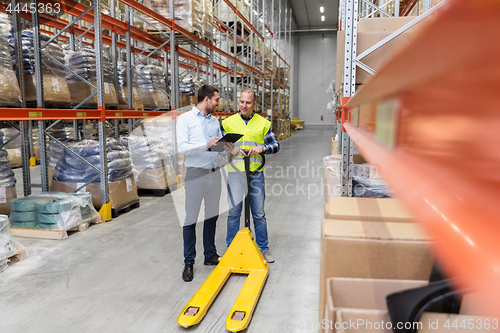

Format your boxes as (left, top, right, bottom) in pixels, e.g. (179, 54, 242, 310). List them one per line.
(321, 15, 325, 21)
(320, 6, 324, 13)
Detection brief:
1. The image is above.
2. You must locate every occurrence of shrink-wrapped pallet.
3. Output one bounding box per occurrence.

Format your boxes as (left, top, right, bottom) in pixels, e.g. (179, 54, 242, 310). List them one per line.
(65, 48, 118, 109)
(50, 138, 138, 209)
(0, 149, 17, 215)
(0, 214, 25, 272)
(143, 0, 207, 40)
(0, 30, 22, 107)
(9, 192, 100, 231)
(121, 136, 176, 190)
(9, 30, 71, 108)
(136, 64, 169, 110)
(117, 61, 144, 110)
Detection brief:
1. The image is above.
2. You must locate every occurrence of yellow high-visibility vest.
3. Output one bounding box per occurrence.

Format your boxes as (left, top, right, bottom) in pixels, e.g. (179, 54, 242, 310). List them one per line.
(222, 113, 271, 172)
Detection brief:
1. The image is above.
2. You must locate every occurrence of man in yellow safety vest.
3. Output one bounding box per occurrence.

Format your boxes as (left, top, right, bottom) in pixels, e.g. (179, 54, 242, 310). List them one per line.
(221, 89, 280, 263)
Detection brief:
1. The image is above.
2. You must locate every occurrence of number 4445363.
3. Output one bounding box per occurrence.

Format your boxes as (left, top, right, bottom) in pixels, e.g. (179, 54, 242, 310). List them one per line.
(6, 2, 61, 14)
(444, 318, 498, 330)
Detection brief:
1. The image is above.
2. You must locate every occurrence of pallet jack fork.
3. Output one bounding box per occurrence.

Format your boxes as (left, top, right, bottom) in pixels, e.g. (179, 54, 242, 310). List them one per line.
(178, 151, 269, 332)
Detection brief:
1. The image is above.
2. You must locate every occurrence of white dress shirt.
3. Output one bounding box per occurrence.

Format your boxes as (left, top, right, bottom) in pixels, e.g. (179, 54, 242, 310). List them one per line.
(176, 106, 222, 169)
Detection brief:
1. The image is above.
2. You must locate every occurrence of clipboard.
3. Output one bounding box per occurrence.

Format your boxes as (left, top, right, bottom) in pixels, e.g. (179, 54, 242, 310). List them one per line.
(208, 133, 243, 152)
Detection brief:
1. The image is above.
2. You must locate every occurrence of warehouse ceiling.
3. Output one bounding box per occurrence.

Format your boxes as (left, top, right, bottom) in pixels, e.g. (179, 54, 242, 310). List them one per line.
(288, 0, 339, 31)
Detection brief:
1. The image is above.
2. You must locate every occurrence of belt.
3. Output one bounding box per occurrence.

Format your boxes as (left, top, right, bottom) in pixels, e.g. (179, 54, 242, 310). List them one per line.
(188, 167, 221, 174)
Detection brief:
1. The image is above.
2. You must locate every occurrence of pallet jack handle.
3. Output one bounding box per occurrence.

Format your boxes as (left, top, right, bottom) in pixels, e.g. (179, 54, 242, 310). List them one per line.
(228, 150, 265, 231)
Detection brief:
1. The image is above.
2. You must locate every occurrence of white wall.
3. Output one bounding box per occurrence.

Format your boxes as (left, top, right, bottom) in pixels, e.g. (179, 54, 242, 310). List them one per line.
(296, 33, 337, 126)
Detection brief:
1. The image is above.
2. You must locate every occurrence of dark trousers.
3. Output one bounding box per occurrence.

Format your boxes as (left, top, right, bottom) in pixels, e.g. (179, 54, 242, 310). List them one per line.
(183, 167, 221, 264)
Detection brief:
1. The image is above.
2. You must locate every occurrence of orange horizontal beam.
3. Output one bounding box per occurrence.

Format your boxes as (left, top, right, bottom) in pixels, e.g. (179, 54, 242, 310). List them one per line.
(0, 109, 101, 120)
(345, 0, 500, 318)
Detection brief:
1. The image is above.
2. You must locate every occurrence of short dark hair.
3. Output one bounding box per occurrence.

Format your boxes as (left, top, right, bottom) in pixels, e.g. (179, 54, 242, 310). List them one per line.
(198, 85, 219, 102)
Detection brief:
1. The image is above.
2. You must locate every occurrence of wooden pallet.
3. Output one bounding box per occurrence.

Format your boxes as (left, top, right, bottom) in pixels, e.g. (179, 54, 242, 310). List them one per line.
(137, 184, 177, 197)
(111, 199, 140, 219)
(11, 222, 89, 240)
(1, 239, 28, 265)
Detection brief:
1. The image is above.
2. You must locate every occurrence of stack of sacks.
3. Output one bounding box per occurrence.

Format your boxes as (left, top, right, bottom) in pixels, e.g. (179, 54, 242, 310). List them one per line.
(0, 30, 22, 107)
(65, 48, 118, 109)
(9, 192, 100, 230)
(0, 127, 22, 166)
(0, 149, 17, 215)
(47, 139, 68, 187)
(50, 138, 138, 209)
(134, 116, 175, 157)
(142, 0, 205, 38)
(179, 75, 198, 107)
(9, 30, 71, 108)
(117, 61, 144, 110)
(136, 64, 169, 110)
(121, 136, 176, 190)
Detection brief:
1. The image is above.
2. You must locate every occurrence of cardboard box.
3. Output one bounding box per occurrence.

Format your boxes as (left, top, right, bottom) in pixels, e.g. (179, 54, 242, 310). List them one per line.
(6, 148, 22, 166)
(357, 16, 417, 32)
(325, 197, 413, 222)
(319, 219, 434, 332)
(50, 178, 138, 210)
(137, 163, 177, 190)
(0, 186, 17, 215)
(325, 278, 427, 333)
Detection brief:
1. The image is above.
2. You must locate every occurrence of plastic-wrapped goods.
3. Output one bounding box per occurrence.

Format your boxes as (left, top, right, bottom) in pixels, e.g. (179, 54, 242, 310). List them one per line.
(0, 30, 22, 107)
(52, 138, 134, 184)
(136, 64, 169, 110)
(0, 149, 17, 215)
(117, 61, 144, 110)
(9, 192, 100, 231)
(202, 0, 213, 41)
(142, 0, 205, 39)
(50, 139, 138, 209)
(134, 116, 175, 157)
(0, 214, 26, 272)
(0, 13, 11, 35)
(215, 0, 250, 25)
(121, 135, 176, 189)
(65, 48, 118, 109)
(9, 30, 71, 108)
(352, 176, 392, 198)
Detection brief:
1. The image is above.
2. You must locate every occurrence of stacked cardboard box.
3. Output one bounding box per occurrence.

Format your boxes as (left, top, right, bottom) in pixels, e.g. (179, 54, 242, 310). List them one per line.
(335, 16, 425, 92)
(319, 217, 434, 333)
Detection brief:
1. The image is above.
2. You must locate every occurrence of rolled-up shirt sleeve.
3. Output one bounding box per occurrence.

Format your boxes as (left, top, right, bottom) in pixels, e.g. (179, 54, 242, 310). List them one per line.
(262, 127, 280, 154)
(176, 115, 207, 156)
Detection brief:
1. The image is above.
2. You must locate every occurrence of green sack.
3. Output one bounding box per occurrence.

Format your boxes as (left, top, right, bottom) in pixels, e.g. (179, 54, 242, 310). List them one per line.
(10, 211, 38, 222)
(11, 197, 54, 212)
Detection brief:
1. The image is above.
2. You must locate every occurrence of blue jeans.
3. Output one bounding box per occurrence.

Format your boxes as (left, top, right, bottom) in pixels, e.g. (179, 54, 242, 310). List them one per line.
(183, 168, 221, 264)
(226, 171, 269, 252)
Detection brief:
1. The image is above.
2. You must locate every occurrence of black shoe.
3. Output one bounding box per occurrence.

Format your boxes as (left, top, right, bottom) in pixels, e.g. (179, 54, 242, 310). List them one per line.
(204, 255, 220, 266)
(182, 263, 194, 282)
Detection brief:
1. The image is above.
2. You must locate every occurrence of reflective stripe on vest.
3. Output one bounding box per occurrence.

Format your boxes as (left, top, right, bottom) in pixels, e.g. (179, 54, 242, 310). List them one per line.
(222, 113, 271, 172)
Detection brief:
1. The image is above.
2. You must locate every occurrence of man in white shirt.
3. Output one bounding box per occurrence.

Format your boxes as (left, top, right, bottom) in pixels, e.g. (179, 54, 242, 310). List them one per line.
(176, 85, 231, 282)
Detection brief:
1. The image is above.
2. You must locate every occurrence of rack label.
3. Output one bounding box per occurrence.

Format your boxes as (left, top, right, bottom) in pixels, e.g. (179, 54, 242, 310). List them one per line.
(76, 112, 86, 117)
(125, 178, 132, 192)
(143, 113, 149, 117)
(115, 112, 123, 117)
(29, 112, 42, 118)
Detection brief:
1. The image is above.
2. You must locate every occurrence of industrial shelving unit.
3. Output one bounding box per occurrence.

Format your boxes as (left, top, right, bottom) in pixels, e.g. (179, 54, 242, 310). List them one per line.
(0, 0, 292, 221)
(337, 0, 446, 196)
(339, 0, 500, 318)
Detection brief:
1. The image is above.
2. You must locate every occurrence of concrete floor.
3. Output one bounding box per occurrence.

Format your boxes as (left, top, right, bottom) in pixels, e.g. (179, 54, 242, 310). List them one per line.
(0, 126, 334, 333)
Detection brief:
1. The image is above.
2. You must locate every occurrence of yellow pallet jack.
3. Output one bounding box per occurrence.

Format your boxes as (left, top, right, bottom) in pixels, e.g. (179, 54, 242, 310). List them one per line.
(178, 152, 269, 332)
